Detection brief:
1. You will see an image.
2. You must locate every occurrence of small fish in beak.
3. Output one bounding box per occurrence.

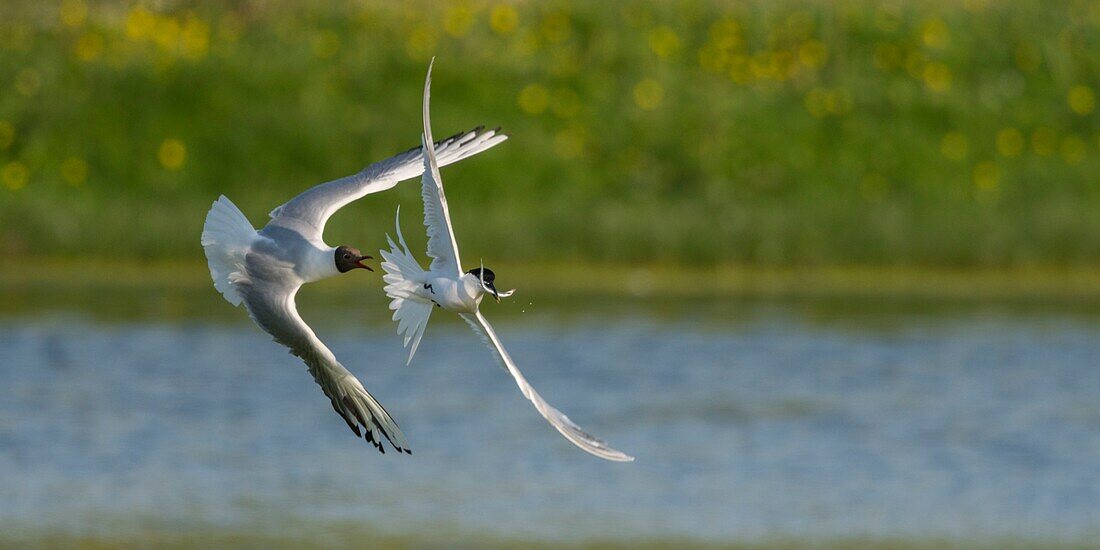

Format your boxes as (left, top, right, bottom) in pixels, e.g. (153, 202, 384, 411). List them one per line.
(467, 266, 510, 302)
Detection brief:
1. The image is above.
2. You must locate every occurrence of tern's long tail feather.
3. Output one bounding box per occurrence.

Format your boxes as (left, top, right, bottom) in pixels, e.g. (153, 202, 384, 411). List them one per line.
(201, 195, 257, 306)
(380, 207, 434, 365)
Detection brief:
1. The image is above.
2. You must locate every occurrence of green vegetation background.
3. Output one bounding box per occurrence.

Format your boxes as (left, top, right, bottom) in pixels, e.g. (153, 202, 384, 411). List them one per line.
(0, 0, 1098, 268)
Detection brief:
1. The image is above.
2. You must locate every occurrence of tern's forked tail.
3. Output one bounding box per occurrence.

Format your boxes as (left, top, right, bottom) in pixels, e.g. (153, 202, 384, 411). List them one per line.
(379, 207, 434, 365)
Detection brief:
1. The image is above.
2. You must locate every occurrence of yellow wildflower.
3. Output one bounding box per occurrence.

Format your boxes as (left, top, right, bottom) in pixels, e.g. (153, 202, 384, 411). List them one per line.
(972, 161, 1000, 191)
(405, 24, 438, 61)
(920, 19, 949, 49)
(922, 62, 952, 92)
(59, 0, 87, 28)
(490, 5, 519, 35)
(798, 40, 828, 69)
(2, 161, 29, 191)
(541, 12, 571, 44)
(74, 33, 104, 61)
(443, 4, 475, 38)
(158, 139, 187, 170)
(517, 84, 549, 114)
(153, 16, 181, 52)
(1068, 85, 1095, 115)
(126, 7, 156, 41)
(181, 18, 211, 60)
(648, 26, 681, 58)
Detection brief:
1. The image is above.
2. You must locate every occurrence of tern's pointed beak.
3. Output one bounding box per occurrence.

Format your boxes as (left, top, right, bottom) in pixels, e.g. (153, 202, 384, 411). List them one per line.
(354, 255, 374, 271)
(484, 281, 500, 302)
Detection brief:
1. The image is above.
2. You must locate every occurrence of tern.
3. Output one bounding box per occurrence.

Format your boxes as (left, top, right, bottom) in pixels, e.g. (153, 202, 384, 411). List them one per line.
(379, 60, 634, 462)
(200, 111, 507, 454)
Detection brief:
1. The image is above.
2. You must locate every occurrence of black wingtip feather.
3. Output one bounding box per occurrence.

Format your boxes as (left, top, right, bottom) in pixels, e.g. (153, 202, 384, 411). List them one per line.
(333, 400, 362, 438)
(373, 420, 407, 454)
(440, 129, 465, 145)
(364, 430, 384, 453)
(394, 124, 504, 158)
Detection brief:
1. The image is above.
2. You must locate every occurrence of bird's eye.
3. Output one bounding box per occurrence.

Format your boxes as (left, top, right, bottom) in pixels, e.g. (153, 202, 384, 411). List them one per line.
(343, 254, 350, 259)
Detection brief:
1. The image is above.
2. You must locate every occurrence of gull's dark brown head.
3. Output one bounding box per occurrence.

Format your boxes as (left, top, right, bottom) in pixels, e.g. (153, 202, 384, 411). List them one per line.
(335, 246, 372, 273)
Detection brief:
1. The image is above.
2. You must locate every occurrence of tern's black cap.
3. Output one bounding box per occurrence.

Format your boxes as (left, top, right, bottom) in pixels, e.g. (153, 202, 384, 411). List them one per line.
(467, 267, 495, 283)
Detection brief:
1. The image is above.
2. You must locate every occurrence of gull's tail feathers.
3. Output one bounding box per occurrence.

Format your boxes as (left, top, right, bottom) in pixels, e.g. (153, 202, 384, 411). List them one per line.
(380, 206, 433, 365)
(200, 195, 257, 306)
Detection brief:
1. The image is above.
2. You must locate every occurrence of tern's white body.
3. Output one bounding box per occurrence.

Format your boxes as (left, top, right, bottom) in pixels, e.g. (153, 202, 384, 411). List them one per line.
(379, 59, 634, 462)
(419, 273, 482, 312)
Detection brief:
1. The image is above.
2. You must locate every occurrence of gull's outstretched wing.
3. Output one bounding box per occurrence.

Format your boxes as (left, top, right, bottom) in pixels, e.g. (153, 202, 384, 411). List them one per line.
(235, 251, 409, 454)
(419, 58, 465, 277)
(268, 126, 507, 240)
(460, 311, 634, 462)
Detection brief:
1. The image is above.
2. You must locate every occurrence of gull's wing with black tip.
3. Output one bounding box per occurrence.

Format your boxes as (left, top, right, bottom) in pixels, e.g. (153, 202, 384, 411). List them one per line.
(460, 311, 635, 462)
(419, 58, 466, 277)
(234, 252, 409, 454)
(268, 124, 507, 241)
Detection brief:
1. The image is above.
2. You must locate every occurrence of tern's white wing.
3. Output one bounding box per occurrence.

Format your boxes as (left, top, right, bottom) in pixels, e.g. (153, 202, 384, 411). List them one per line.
(419, 58, 465, 277)
(268, 126, 507, 240)
(460, 311, 635, 462)
(235, 253, 409, 454)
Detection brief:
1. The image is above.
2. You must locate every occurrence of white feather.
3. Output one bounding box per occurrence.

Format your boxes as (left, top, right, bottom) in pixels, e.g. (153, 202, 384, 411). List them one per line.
(419, 57, 466, 277)
(409, 60, 633, 462)
(200, 195, 257, 306)
(379, 207, 434, 365)
(461, 311, 634, 462)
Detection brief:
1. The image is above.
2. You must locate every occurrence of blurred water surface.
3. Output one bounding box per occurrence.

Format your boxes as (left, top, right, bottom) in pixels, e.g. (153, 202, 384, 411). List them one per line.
(1, 296, 1099, 545)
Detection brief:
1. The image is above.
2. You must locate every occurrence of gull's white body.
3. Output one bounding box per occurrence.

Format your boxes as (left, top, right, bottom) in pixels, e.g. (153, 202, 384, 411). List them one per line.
(380, 59, 634, 462)
(200, 115, 507, 454)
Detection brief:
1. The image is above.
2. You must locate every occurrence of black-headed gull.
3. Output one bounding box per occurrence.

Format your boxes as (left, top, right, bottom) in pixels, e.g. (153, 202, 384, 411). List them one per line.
(201, 106, 507, 454)
(380, 59, 634, 462)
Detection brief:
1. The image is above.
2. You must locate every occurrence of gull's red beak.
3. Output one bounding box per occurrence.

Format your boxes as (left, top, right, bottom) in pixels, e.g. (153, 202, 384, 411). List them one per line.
(355, 255, 373, 271)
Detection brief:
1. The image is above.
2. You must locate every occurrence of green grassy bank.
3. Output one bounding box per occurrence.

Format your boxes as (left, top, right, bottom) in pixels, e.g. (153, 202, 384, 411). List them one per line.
(0, 0, 1098, 267)
(4, 258, 1099, 302)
